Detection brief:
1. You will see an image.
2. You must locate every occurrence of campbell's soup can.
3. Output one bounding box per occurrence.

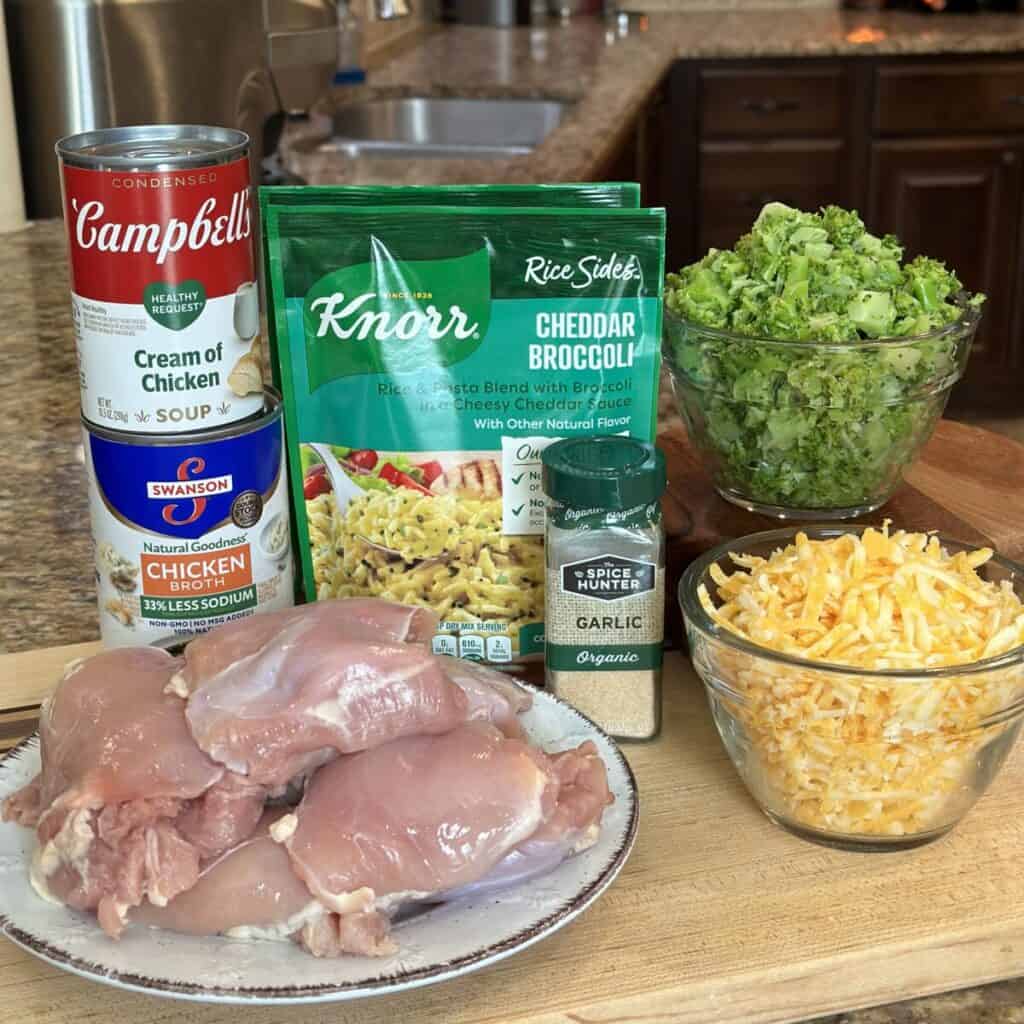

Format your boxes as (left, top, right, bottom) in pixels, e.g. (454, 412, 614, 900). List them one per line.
(83, 389, 294, 647)
(57, 125, 264, 434)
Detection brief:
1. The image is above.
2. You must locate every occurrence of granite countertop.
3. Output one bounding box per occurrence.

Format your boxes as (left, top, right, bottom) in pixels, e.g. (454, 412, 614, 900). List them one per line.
(5, 9, 1024, 1019)
(283, 8, 1024, 187)
(0, 220, 94, 655)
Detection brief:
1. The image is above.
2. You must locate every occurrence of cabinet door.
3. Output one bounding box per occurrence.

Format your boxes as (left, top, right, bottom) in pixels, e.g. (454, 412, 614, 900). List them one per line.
(698, 140, 845, 253)
(596, 93, 666, 207)
(870, 138, 1023, 375)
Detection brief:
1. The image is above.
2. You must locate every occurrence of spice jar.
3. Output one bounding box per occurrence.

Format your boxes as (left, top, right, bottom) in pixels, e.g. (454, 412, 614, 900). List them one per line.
(541, 436, 667, 740)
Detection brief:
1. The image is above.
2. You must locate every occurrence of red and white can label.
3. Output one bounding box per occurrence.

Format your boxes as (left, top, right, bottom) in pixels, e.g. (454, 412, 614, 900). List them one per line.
(61, 157, 264, 433)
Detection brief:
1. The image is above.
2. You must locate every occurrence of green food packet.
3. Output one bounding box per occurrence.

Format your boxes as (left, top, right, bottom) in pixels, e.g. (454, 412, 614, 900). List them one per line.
(263, 196, 665, 667)
(260, 182, 641, 210)
(259, 184, 641, 391)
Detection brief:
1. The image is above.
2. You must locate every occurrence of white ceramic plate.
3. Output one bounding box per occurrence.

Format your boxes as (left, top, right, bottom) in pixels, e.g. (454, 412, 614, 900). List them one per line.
(0, 690, 638, 1004)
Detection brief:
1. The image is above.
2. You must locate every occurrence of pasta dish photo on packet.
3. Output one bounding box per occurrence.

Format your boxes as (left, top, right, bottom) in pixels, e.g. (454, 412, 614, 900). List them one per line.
(305, 446, 545, 659)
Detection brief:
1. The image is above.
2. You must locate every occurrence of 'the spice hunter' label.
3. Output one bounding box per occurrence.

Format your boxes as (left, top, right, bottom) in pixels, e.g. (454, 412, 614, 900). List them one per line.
(561, 555, 656, 603)
(546, 557, 665, 673)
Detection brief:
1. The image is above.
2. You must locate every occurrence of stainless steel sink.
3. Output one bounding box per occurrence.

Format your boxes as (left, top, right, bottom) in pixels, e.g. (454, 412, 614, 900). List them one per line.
(315, 97, 569, 159)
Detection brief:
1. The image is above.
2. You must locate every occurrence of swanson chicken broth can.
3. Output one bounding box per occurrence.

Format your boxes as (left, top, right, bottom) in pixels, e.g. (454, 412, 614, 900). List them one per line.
(84, 389, 294, 647)
(57, 125, 264, 434)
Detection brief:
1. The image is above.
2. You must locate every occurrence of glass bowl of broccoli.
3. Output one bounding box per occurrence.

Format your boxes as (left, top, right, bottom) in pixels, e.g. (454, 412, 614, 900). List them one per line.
(663, 203, 983, 519)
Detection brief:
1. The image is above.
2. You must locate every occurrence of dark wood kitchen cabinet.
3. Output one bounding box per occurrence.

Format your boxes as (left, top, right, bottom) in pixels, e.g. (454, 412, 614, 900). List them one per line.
(870, 137, 1023, 376)
(697, 139, 845, 253)
(698, 66, 846, 138)
(657, 53, 1024, 409)
(873, 62, 1024, 137)
(662, 59, 858, 272)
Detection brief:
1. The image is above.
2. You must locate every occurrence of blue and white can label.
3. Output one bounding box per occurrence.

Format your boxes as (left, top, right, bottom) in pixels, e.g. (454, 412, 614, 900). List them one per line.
(84, 391, 294, 646)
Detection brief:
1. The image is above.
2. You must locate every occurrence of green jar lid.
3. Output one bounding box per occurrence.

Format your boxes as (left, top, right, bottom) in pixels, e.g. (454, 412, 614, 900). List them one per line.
(542, 436, 666, 511)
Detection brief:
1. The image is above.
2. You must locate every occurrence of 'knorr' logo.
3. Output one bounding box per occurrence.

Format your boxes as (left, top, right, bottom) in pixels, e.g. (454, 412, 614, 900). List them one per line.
(303, 248, 491, 388)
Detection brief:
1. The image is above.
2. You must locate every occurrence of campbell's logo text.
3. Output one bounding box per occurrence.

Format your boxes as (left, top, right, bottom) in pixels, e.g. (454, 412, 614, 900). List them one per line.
(61, 157, 255, 303)
(71, 188, 252, 266)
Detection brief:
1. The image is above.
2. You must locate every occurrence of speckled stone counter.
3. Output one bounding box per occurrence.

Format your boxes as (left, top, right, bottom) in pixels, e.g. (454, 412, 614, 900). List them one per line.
(283, 9, 1024, 187)
(0, 220, 95, 655)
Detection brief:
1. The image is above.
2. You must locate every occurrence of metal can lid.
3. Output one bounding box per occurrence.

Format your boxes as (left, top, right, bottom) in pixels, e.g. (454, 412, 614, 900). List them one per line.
(56, 125, 250, 171)
(542, 436, 666, 511)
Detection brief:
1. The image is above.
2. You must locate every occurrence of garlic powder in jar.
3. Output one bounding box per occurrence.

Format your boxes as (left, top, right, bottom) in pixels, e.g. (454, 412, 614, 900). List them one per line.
(542, 437, 667, 740)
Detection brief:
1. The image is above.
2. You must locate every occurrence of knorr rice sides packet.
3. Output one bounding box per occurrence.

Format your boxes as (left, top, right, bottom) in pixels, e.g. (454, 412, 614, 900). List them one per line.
(259, 182, 641, 392)
(261, 182, 641, 209)
(263, 195, 665, 669)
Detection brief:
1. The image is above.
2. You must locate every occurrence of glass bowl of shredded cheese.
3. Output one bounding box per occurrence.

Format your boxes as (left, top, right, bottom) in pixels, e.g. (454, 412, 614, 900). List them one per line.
(680, 525, 1024, 851)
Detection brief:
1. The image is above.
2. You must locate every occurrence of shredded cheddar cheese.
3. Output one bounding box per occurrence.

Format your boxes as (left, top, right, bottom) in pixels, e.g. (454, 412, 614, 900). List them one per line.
(695, 525, 1024, 837)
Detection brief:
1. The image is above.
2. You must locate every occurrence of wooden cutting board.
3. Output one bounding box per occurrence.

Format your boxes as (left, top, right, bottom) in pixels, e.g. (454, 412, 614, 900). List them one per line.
(660, 416, 1024, 644)
(3, 646, 1024, 1024)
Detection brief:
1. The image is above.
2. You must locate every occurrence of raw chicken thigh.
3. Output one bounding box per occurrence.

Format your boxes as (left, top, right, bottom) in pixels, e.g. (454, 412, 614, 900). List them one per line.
(443, 659, 533, 738)
(183, 627, 469, 786)
(132, 811, 319, 939)
(446, 741, 613, 900)
(5, 599, 614, 958)
(172, 599, 439, 695)
(176, 599, 530, 783)
(176, 599, 532, 786)
(7, 647, 221, 822)
(1, 648, 265, 936)
(131, 808, 393, 956)
(278, 723, 612, 956)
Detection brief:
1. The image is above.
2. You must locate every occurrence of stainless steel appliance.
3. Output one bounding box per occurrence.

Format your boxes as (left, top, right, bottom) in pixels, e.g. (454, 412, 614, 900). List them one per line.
(6, 0, 356, 218)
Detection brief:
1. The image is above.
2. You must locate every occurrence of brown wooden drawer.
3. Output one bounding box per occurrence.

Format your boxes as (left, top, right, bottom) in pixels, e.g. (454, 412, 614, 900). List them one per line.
(875, 62, 1024, 137)
(699, 66, 843, 139)
(696, 140, 845, 253)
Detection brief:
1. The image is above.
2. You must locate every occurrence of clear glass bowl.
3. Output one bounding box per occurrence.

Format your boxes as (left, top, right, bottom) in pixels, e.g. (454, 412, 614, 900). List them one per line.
(680, 528, 1024, 852)
(662, 304, 981, 520)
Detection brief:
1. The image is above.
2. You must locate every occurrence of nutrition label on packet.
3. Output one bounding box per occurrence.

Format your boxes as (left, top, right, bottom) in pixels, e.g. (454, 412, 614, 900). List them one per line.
(501, 435, 561, 534)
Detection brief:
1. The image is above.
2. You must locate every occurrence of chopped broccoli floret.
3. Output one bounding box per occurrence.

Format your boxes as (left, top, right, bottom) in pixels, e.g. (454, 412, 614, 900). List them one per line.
(663, 204, 984, 509)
